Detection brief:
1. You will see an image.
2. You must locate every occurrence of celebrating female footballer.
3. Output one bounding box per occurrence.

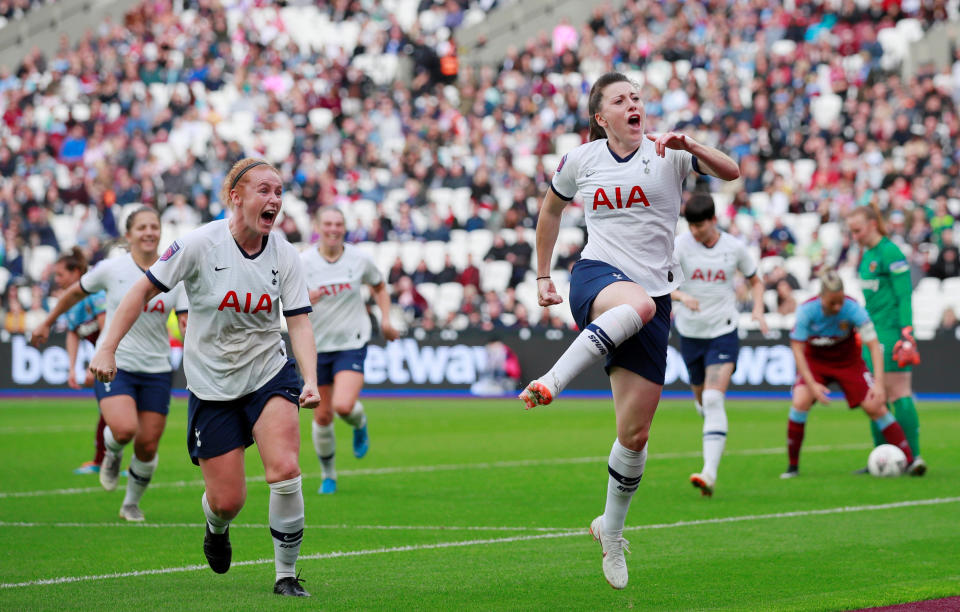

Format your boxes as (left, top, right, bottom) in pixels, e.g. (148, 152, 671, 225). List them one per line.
(301, 206, 398, 495)
(33, 208, 187, 521)
(518, 72, 739, 589)
(89, 159, 320, 597)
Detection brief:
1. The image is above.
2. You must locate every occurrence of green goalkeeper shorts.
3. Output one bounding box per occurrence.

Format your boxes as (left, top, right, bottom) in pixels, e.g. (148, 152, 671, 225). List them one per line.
(862, 327, 912, 374)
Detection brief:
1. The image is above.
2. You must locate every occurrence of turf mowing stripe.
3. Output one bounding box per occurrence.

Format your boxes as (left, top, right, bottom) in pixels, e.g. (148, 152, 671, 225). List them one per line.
(2, 496, 957, 590)
(0, 424, 95, 434)
(0, 443, 871, 499)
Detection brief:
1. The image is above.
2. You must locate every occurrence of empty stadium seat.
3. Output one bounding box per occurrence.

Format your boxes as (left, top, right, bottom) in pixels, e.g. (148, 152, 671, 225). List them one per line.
(24, 245, 57, 282)
(480, 260, 512, 293)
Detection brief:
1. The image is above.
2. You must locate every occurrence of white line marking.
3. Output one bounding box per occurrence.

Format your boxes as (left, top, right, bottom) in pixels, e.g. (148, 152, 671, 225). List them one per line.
(1, 496, 956, 590)
(0, 521, 572, 532)
(0, 443, 870, 499)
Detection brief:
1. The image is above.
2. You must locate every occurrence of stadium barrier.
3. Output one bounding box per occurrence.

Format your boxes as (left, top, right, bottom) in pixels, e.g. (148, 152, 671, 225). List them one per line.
(2, 330, 958, 394)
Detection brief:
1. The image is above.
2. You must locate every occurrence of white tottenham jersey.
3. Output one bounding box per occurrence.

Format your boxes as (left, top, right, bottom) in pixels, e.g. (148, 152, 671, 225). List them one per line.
(301, 243, 382, 353)
(80, 253, 188, 373)
(146, 220, 311, 401)
(673, 231, 757, 338)
(552, 138, 695, 296)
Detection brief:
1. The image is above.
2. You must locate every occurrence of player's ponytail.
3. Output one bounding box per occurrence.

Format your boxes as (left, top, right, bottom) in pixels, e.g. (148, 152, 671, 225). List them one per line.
(220, 158, 279, 209)
(848, 202, 887, 237)
(56, 246, 88, 275)
(587, 72, 633, 142)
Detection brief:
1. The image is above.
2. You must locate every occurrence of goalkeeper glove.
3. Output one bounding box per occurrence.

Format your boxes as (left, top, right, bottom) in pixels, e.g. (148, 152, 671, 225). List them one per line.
(892, 326, 921, 367)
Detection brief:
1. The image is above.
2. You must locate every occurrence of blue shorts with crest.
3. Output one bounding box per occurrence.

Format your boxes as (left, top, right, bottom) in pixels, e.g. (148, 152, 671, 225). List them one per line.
(186, 359, 301, 465)
(677, 329, 740, 386)
(94, 369, 173, 415)
(568, 259, 672, 385)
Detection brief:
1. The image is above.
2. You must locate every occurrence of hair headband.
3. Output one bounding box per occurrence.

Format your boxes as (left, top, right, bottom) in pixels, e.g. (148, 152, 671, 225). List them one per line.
(230, 161, 268, 190)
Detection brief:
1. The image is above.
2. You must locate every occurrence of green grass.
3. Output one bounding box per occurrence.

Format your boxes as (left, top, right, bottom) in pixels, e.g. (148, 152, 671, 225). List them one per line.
(0, 397, 957, 611)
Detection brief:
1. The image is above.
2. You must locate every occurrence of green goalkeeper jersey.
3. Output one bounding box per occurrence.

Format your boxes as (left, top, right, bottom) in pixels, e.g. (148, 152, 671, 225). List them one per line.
(858, 236, 913, 331)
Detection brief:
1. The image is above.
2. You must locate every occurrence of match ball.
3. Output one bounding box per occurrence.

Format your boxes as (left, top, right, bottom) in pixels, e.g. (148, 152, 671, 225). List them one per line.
(867, 444, 907, 477)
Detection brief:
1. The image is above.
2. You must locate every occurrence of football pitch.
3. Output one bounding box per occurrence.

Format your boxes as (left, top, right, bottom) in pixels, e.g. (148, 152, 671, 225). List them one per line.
(0, 396, 957, 611)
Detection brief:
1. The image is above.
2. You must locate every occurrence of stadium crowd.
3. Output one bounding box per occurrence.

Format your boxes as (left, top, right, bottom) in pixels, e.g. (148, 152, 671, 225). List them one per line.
(0, 0, 959, 338)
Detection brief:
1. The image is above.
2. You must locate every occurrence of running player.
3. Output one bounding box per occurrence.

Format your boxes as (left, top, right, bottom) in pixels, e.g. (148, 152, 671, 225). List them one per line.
(847, 204, 926, 475)
(518, 72, 740, 589)
(89, 159, 319, 597)
(782, 269, 916, 478)
(302, 206, 398, 495)
(32, 208, 188, 521)
(38, 247, 108, 474)
(671, 193, 767, 496)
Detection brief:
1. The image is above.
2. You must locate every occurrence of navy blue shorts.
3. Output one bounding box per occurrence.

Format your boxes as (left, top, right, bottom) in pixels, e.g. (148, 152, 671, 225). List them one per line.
(316, 346, 367, 386)
(678, 329, 740, 386)
(94, 369, 173, 415)
(186, 359, 301, 465)
(568, 259, 672, 385)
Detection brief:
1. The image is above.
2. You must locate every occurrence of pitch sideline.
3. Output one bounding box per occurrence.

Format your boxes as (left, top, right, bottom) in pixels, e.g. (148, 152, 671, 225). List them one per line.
(2, 496, 957, 590)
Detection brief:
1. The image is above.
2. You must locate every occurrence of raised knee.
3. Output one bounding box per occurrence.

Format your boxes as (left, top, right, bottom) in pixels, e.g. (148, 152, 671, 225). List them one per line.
(208, 494, 244, 519)
(113, 426, 137, 444)
(621, 431, 649, 453)
(135, 442, 159, 460)
(266, 461, 301, 484)
(635, 296, 656, 324)
(332, 401, 354, 416)
(314, 412, 334, 427)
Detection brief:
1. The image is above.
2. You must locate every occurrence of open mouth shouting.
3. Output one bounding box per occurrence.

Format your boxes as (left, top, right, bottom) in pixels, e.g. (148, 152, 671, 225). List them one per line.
(628, 113, 642, 127)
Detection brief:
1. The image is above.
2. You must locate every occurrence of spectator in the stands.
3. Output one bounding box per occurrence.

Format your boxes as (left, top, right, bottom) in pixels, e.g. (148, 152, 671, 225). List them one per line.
(506, 231, 532, 288)
(394, 275, 428, 320)
(463, 203, 487, 232)
(937, 307, 959, 340)
(387, 256, 406, 286)
(458, 254, 481, 290)
(3, 284, 26, 334)
(484, 235, 510, 262)
(433, 254, 458, 284)
(775, 279, 797, 315)
(768, 217, 796, 256)
(411, 259, 433, 285)
(930, 228, 959, 279)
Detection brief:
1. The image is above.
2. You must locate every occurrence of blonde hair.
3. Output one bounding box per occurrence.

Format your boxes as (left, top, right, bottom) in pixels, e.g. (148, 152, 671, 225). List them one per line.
(219, 158, 279, 209)
(847, 202, 887, 236)
(818, 268, 844, 294)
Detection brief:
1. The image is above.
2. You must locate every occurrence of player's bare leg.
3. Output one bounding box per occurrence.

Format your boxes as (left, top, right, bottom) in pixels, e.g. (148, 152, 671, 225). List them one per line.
(520, 283, 653, 409)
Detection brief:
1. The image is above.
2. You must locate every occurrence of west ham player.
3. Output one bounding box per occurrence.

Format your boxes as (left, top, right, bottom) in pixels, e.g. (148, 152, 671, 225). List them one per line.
(34, 247, 108, 474)
(671, 193, 767, 496)
(302, 206, 398, 495)
(847, 205, 926, 475)
(33, 208, 187, 521)
(90, 159, 319, 597)
(518, 72, 740, 589)
(783, 269, 915, 478)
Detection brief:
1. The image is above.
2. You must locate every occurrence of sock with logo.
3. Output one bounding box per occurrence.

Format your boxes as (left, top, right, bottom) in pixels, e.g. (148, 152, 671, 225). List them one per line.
(873, 412, 914, 464)
(311, 421, 336, 481)
(541, 304, 644, 396)
(602, 439, 647, 539)
(787, 407, 807, 468)
(202, 491, 231, 534)
(123, 454, 158, 506)
(700, 389, 727, 482)
(269, 476, 305, 581)
(339, 401, 367, 429)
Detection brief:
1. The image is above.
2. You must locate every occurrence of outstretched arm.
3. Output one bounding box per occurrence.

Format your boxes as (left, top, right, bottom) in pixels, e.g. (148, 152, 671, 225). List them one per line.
(285, 313, 320, 409)
(370, 282, 399, 341)
(646, 133, 740, 180)
(30, 281, 86, 346)
(535, 189, 568, 306)
(88, 275, 161, 382)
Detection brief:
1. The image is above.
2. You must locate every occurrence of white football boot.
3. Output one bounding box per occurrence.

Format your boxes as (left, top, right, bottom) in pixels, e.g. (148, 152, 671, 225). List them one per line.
(589, 515, 630, 589)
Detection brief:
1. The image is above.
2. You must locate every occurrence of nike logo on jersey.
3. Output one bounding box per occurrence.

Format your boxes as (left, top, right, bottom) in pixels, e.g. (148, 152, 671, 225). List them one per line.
(585, 169, 597, 177)
(215, 266, 229, 271)
(718, 354, 730, 360)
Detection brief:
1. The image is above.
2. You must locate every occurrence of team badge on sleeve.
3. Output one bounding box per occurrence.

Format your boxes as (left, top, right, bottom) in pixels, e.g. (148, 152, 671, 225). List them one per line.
(160, 241, 182, 261)
(556, 154, 567, 173)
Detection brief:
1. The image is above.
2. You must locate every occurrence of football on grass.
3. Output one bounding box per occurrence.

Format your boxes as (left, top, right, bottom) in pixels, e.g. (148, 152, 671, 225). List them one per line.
(867, 444, 907, 477)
